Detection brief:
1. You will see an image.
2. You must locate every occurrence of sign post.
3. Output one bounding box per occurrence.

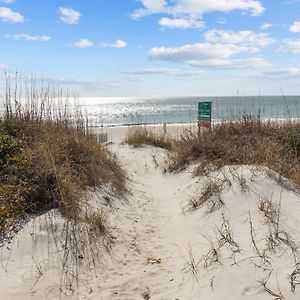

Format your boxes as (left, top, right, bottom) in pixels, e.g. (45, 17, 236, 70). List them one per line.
(198, 102, 212, 129)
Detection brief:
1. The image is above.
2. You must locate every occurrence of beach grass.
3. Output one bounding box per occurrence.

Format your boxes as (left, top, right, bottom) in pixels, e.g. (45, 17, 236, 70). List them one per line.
(166, 117, 300, 188)
(124, 117, 300, 189)
(124, 126, 173, 150)
(0, 77, 126, 235)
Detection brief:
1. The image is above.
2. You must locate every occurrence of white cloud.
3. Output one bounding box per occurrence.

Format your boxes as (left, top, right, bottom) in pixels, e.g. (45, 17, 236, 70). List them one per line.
(5, 34, 51, 42)
(73, 39, 93, 48)
(132, 0, 167, 18)
(278, 39, 300, 54)
(290, 21, 300, 33)
(0, 7, 24, 23)
(102, 39, 127, 48)
(59, 7, 81, 24)
(131, 0, 264, 20)
(204, 29, 275, 47)
(174, 0, 264, 16)
(262, 68, 300, 78)
(261, 23, 272, 30)
(148, 43, 270, 68)
(112, 39, 127, 48)
(159, 17, 204, 29)
(240, 68, 300, 79)
(149, 43, 256, 60)
(120, 67, 203, 76)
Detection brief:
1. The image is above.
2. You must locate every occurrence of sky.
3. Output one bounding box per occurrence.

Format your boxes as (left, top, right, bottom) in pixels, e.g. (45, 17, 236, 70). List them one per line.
(1, 0, 300, 97)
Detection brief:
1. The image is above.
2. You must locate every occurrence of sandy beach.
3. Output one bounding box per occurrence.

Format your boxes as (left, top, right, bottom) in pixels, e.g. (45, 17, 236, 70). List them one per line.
(0, 123, 299, 299)
(92, 123, 199, 144)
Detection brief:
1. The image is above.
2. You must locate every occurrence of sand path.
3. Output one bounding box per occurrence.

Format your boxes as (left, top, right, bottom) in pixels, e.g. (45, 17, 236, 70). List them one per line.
(98, 144, 200, 300)
(96, 143, 300, 300)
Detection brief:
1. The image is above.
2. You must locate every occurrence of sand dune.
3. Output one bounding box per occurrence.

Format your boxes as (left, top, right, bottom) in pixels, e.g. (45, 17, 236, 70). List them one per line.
(1, 126, 300, 299)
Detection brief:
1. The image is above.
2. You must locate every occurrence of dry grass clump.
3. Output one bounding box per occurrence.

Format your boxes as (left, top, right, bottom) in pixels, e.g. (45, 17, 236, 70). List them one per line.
(258, 197, 278, 224)
(258, 196, 298, 256)
(81, 210, 108, 233)
(188, 178, 228, 213)
(124, 127, 173, 150)
(202, 215, 240, 268)
(166, 118, 300, 188)
(0, 78, 126, 235)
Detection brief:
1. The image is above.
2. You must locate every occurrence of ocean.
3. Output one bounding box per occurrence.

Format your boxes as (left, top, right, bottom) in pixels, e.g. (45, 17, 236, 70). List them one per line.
(81, 96, 300, 127)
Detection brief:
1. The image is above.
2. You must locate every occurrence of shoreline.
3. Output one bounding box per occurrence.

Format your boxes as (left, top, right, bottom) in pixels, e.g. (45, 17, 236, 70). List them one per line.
(91, 118, 300, 144)
(89, 116, 300, 129)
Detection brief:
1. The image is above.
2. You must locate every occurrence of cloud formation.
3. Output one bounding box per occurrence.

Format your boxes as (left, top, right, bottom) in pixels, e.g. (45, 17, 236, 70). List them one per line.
(102, 39, 127, 48)
(261, 23, 272, 30)
(262, 68, 300, 78)
(131, 0, 264, 20)
(0, 7, 24, 23)
(290, 21, 300, 33)
(73, 39, 93, 48)
(278, 39, 300, 54)
(203, 29, 275, 47)
(5, 34, 51, 42)
(148, 42, 270, 68)
(112, 39, 127, 48)
(120, 67, 203, 76)
(159, 17, 204, 29)
(239, 68, 300, 79)
(59, 7, 81, 24)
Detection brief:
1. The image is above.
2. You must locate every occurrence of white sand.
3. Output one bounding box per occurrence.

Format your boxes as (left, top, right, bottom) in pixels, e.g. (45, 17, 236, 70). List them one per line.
(92, 123, 199, 144)
(1, 125, 300, 299)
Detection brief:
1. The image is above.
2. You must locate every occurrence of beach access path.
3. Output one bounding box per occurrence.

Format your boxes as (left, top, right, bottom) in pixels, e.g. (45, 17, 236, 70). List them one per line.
(97, 143, 203, 299)
(1, 125, 300, 299)
(96, 135, 300, 300)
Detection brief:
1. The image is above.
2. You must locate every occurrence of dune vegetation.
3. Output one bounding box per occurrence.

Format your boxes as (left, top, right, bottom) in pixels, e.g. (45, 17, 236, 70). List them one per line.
(124, 126, 173, 150)
(125, 117, 300, 188)
(0, 77, 126, 236)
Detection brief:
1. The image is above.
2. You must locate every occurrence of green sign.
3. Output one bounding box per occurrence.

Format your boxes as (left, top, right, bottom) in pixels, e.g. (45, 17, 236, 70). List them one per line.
(198, 102, 212, 125)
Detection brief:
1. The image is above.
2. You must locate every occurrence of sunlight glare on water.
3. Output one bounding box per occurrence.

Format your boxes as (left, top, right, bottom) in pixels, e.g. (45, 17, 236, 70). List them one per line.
(78, 96, 300, 127)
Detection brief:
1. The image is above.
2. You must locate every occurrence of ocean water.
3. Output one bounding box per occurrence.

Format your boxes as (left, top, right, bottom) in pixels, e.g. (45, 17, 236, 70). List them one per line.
(81, 96, 300, 127)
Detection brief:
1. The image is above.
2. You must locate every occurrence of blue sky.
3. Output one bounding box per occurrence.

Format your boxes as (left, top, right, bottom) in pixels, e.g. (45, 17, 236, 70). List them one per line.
(1, 0, 300, 97)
